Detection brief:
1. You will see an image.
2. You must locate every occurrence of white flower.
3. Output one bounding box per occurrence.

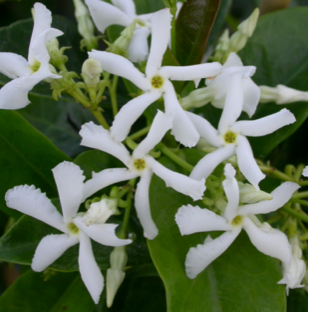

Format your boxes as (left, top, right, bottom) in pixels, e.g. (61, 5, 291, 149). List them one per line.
(0, 3, 63, 110)
(302, 166, 308, 177)
(5, 161, 131, 304)
(88, 8, 222, 147)
(278, 235, 306, 294)
(175, 163, 299, 279)
(79, 110, 206, 240)
(187, 74, 296, 189)
(260, 85, 308, 104)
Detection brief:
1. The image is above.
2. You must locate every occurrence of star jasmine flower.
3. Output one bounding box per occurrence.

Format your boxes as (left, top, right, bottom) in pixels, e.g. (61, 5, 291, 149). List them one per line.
(0, 3, 63, 110)
(175, 163, 299, 279)
(88, 8, 222, 147)
(5, 161, 131, 304)
(186, 74, 296, 189)
(182, 52, 260, 117)
(79, 110, 206, 240)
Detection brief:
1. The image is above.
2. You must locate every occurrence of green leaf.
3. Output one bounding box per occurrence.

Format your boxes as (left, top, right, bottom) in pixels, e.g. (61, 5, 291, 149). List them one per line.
(0, 270, 96, 312)
(176, 0, 221, 65)
(148, 154, 286, 311)
(0, 110, 70, 217)
(238, 7, 308, 157)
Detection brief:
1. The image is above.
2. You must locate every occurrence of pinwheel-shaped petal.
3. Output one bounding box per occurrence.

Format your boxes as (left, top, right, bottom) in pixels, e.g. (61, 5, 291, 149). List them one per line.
(80, 111, 206, 239)
(175, 164, 299, 280)
(0, 3, 62, 110)
(5, 161, 131, 304)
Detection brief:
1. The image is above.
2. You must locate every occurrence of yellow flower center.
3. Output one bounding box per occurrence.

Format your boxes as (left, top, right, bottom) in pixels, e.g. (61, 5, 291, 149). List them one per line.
(29, 59, 41, 73)
(67, 222, 79, 235)
(133, 159, 147, 171)
(231, 215, 243, 227)
(224, 131, 237, 144)
(151, 75, 164, 89)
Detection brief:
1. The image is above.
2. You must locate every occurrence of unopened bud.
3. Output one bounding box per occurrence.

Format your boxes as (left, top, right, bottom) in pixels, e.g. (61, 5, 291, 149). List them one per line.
(46, 38, 69, 68)
(81, 58, 102, 85)
(238, 182, 272, 204)
(180, 86, 214, 110)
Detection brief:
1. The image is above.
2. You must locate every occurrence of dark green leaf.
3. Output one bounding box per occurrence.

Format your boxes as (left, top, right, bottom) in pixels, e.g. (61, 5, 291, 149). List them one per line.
(0, 270, 96, 312)
(176, 0, 221, 65)
(286, 288, 308, 312)
(148, 154, 286, 312)
(0, 111, 70, 217)
(238, 8, 308, 157)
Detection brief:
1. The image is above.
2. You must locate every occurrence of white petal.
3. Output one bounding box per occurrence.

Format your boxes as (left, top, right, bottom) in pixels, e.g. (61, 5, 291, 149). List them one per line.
(135, 170, 158, 240)
(74, 216, 132, 246)
(243, 217, 292, 263)
(133, 110, 173, 158)
(175, 204, 230, 235)
(80, 122, 131, 166)
(127, 27, 150, 62)
(241, 78, 260, 117)
(110, 92, 160, 142)
(238, 182, 300, 216)
(224, 52, 243, 67)
(185, 229, 241, 279)
(145, 9, 171, 77)
(5, 185, 65, 232)
(85, 0, 131, 33)
(222, 164, 240, 222)
(163, 81, 200, 147)
(235, 135, 265, 190)
(111, 0, 136, 19)
(302, 166, 308, 177)
(0, 53, 29, 79)
(190, 145, 235, 180)
(148, 158, 206, 201)
(218, 72, 243, 134)
(88, 50, 149, 91)
(52, 162, 85, 224)
(231, 109, 296, 137)
(185, 112, 223, 147)
(78, 231, 104, 304)
(32, 234, 78, 271)
(160, 62, 222, 81)
(83, 168, 138, 201)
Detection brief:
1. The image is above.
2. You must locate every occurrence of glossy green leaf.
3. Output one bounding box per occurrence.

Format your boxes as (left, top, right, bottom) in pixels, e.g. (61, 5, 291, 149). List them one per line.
(0, 110, 70, 217)
(176, 0, 221, 65)
(238, 8, 308, 157)
(148, 155, 286, 312)
(0, 270, 96, 312)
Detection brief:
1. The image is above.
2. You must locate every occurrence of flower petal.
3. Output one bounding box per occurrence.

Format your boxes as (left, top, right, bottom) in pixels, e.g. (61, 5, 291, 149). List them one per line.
(175, 204, 230, 235)
(241, 78, 260, 117)
(74, 216, 132, 246)
(224, 52, 243, 67)
(145, 9, 171, 77)
(185, 229, 241, 279)
(133, 110, 173, 158)
(32, 234, 78, 271)
(110, 91, 160, 142)
(80, 122, 131, 166)
(88, 50, 149, 91)
(222, 164, 240, 222)
(148, 158, 206, 201)
(243, 217, 292, 263)
(127, 27, 150, 62)
(5, 185, 65, 232)
(231, 109, 296, 137)
(83, 168, 138, 201)
(235, 135, 265, 190)
(190, 144, 235, 180)
(85, 0, 131, 33)
(238, 182, 300, 216)
(52, 162, 85, 223)
(134, 170, 158, 239)
(78, 231, 104, 304)
(185, 112, 223, 147)
(218, 72, 243, 134)
(0, 53, 29, 79)
(111, 0, 136, 19)
(161, 62, 222, 81)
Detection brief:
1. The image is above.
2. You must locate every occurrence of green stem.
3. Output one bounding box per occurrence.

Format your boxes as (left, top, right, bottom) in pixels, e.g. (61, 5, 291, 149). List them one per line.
(259, 165, 294, 182)
(90, 108, 110, 129)
(110, 75, 119, 117)
(299, 180, 308, 186)
(158, 143, 193, 172)
(289, 199, 308, 207)
(129, 126, 151, 140)
(282, 206, 308, 222)
(291, 191, 308, 199)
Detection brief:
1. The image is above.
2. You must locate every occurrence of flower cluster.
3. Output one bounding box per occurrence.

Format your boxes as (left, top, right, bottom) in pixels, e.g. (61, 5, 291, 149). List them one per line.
(0, 0, 307, 306)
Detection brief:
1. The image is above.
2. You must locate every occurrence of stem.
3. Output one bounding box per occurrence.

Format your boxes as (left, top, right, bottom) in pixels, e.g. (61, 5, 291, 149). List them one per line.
(90, 108, 110, 129)
(110, 75, 119, 117)
(282, 206, 308, 222)
(129, 126, 150, 140)
(259, 165, 294, 181)
(289, 199, 308, 207)
(299, 180, 308, 186)
(158, 143, 193, 172)
(291, 191, 308, 199)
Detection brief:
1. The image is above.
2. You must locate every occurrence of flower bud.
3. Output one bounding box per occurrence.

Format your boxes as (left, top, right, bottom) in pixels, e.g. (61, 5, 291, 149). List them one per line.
(238, 182, 273, 204)
(180, 86, 214, 110)
(260, 85, 308, 104)
(81, 58, 102, 85)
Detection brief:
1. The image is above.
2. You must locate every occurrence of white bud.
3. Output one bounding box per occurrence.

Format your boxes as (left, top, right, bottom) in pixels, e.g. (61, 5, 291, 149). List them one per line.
(180, 86, 214, 110)
(238, 182, 273, 204)
(82, 198, 118, 226)
(81, 58, 102, 85)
